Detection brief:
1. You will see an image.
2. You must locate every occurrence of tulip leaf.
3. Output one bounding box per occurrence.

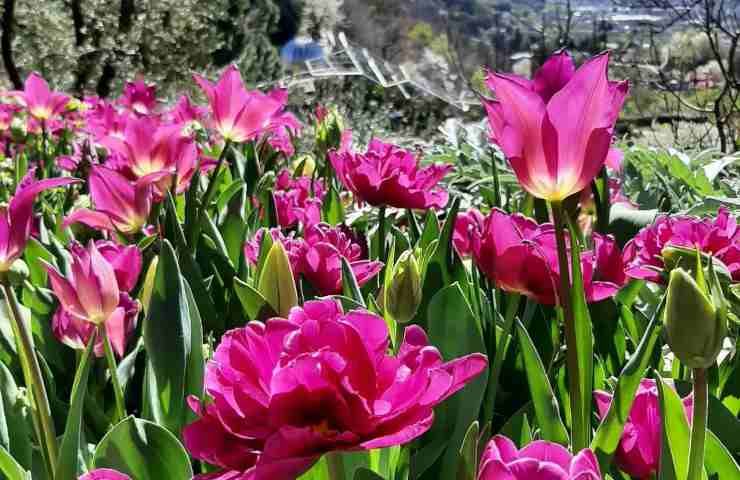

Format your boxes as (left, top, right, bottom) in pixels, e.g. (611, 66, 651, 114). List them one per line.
(353, 468, 385, 480)
(341, 257, 366, 307)
(143, 240, 204, 434)
(705, 430, 740, 479)
(456, 421, 479, 480)
(258, 241, 298, 318)
(215, 180, 245, 213)
(415, 283, 487, 480)
(655, 373, 694, 480)
(233, 277, 277, 321)
(323, 185, 345, 226)
(54, 333, 96, 480)
(515, 318, 570, 446)
(92, 417, 193, 480)
(592, 297, 665, 468)
(419, 209, 440, 250)
(0, 362, 31, 469)
(0, 445, 30, 480)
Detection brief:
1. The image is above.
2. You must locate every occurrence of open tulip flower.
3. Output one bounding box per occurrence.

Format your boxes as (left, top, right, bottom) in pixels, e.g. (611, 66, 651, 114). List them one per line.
(6, 72, 70, 121)
(183, 299, 487, 480)
(485, 51, 628, 202)
(329, 138, 453, 210)
(79, 469, 132, 480)
(458, 208, 626, 305)
(118, 78, 158, 115)
(478, 435, 603, 480)
(0, 168, 78, 271)
(273, 169, 325, 228)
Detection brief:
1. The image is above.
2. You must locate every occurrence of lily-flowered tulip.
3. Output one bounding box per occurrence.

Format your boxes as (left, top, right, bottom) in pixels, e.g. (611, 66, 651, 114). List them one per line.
(594, 379, 693, 479)
(485, 51, 628, 201)
(64, 165, 157, 235)
(273, 169, 325, 228)
(183, 299, 487, 480)
(623, 207, 740, 283)
(329, 138, 453, 210)
(194, 65, 292, 143)
(245, 224, 383, 296)
(47, 241, 141, 357)
(7, 72, 69, 121)
(0, 168, 78, 271)
(170, 94, 207, 126)
(478, 435, 603, 480)
(79, 469, 131, 480)
(119, 78, 157, 115)
(457, 208, 625, 305)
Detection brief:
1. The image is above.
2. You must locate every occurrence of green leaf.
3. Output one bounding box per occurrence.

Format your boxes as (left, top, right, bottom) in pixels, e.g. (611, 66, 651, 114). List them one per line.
(419, 210, 440, 251)
(656, 373, 693, 480)
(215, 180, 245, 213)
(457, 421, 479, 480)
(341, 257, 366, 307)
(353, 468, 385, 480)
(0, 363, 31, 469)
(23, 238, 54, 287)
(515, 319, 570, 446)
(415, 283, 487, 480)
(705, 430, 740, 479)
(92, 417, 193, 480)
(592, 297, 665, 467)
(143, 240, 203, 434)
(0, 445, 30, 480)
(233, 277, 276, 321)
(322, 185, 345, 226)
(54, 334, 96, 480)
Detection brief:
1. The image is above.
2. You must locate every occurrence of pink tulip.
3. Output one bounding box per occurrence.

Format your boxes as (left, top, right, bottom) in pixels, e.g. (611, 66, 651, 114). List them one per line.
(245, 224, 383, 296)
(273, 169, 325, 228)
(183, 299, 487, 480)
(0, 103, 20, 132)
(594, 379, 693, 479)
(170, 95, 207, 126)
(329, 139, 453, 209)
(84, 99, 131, 141)
(119, 78, 157, 115)
(194, 65, 290, 143)
(478, 435, 603, 480)
(47, 241, 141, 357)
(623, 207, 740, 283)
(0, 168, 78, 271)
(79, 469, 131, 480)
(485, 51, 628, 202)
(7, 72, 69, 121)
(64, 165, 157, 235)
(461, 208, 626, 305)
(453, 209, 485, 257)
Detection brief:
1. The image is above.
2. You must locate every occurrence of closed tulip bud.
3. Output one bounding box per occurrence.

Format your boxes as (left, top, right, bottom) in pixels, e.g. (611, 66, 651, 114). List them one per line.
(665, 267, 727, 368)
(386, 250, 422, 324)
(258, 241, 298, 317)
(316, 106, 345, 154)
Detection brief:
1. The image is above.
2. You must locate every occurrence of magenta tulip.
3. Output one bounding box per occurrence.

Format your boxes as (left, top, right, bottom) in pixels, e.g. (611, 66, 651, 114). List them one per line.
(272, 169, 325, 228)
(7, 72, 69, 121)
(170, 95, 207, 126)
(594, 379, 693, 479)
(183, 298, 487, 480)
(0, 168, 78, 271)
(460, 208, 625, 305)
(329, 139, 453, 209)
(79, 469, 131, 480)
(624, 207, 740, 283)
(478, 435, 603, 480)
(64, 165, 157, 235)
(119, 78, 157, 115)
(194, 65, 290, 143)
(485, 51, 628, 201)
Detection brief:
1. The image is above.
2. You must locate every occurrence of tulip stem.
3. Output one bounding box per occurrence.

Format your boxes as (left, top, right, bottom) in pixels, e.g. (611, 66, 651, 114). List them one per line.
(550, 201, 587, 451)
(326, 451, 346, 480)
(377, 205, 387, 261)
(100, 325, 126, 423)
(687, 367, 708, 480)
(200, 140, 231, 218)
(1, 282, 58, 478)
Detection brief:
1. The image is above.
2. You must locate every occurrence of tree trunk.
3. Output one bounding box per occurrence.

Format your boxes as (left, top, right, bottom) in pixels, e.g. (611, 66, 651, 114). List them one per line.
(1, 0, 22, 89)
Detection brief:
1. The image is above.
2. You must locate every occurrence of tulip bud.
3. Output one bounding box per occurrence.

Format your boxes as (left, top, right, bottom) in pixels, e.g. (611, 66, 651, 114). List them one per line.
(385, 250, 422, 324)
(664, 267, 727, 368)
(662, 245, 732, 282)
(292, 154, 316, 177)
(7, 259, 29, 286)
(316, 106, 345, 155)
(258, 241, 298, 317)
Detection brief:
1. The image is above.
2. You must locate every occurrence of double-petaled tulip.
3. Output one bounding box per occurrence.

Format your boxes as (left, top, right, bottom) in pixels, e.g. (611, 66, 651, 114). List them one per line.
(194, 65, 292, 144)
(6, 72, 70, 121)
(118, 78, 157, 115)
(594, 379, 693, 479)
(329, 139, 453, 210)
(79, 469, 131, 480)
(459, 208, 625, 305)
(0, 168, 78, 271)
(245, 224, 383, 296)
(623, 207, 740, 283)
(485, 51, 628, 202)
(183, 299, 487, 480)
(46, 241, 141, 357)
(64, 165, 157, 235)
(478, 435, 603, 480)
(273, 169, 325, 228)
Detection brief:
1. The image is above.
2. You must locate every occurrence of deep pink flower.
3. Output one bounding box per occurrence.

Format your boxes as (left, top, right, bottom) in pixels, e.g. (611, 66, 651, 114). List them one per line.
(463, 208, 626, 305)
(170, 95, 208, 125)
(273, 169, 325, 228)
(0, 168, 78, 271)
(119, 78, 157, 115)
(184, 299, 487, 480)
(64, 165, 157, 235)
(485, 51, 628, 201)
(478, 435, 602, 480)
(453, 209, 485, 257)
(194, 65, 291, 143)
(7, 73, 69, 121)
(84, 99, 131, 141)
(594, 379, 693, 479)
(329, 139, 452, 210)
(0, 103, 20, 132)
(79, 469, 131, 480)
(245, 224, 382, 296)
(623, 207, 740, 283)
